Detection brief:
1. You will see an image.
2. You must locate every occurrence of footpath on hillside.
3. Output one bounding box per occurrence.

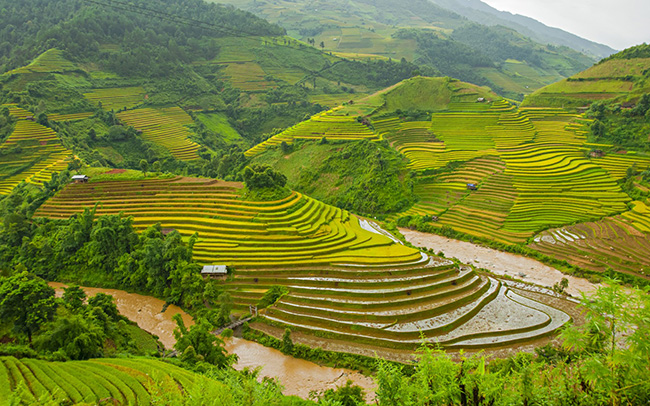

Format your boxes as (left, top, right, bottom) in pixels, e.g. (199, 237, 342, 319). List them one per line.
(400, 228, 598, 297)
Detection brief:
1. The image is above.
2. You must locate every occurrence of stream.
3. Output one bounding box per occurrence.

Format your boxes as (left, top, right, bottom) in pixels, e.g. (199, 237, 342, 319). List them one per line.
(49, 282, 377, 400)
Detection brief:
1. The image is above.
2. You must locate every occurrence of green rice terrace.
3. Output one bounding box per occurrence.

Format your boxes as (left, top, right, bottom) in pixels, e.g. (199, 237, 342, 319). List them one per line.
(0, 104, 72, 195)
(0, 356, 222, 405)
(250, 75, 650, 283)
(35, 176, 573, 350)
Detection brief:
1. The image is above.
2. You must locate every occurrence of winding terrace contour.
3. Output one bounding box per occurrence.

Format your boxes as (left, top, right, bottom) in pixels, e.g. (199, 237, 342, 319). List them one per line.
(36, 176, 574, 350)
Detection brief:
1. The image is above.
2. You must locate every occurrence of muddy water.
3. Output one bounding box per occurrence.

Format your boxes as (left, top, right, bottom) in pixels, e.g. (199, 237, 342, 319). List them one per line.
(225, 337, 376, 401)
(49, 282, 194, 349)
(48, 283, 377, 401)
(400, 228, 598, 296)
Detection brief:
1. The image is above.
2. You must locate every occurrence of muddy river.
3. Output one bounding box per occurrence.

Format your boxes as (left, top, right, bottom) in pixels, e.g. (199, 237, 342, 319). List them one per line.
(49, 282, 376, 400)
(400, 228, 598, 296)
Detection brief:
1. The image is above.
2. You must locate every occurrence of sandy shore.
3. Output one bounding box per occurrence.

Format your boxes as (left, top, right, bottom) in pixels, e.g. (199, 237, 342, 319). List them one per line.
(400, 228, 598, 297)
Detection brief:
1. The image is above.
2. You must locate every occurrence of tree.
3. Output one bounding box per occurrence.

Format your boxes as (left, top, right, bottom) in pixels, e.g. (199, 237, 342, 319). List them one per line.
(152, 160, 161, 174)
(63, 284, 86, 310)
(242, 165, 287, 190)
(0, 272, 57, 344)
(320, 41, 325, 49)
(88, 293, 120, 321)
(280, 140, 291, 154)
(34, 314, 105, 360)
(67, 157, 82, 174)
(321, 380, 366, 406)
(173, 314, 233, 368)
(281, 328, 293, 354)
(140, 159, 149, 177)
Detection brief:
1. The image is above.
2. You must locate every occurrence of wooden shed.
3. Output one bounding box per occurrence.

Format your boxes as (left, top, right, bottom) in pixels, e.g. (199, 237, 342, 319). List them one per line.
(71, 175, 89, 184)
(201, 265, 228, 280)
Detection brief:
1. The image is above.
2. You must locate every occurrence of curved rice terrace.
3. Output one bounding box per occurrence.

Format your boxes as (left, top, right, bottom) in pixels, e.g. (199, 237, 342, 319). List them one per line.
(34, 176, 572, 350)
(530, 215, 650, 280)
(83, 86, 147, 111)
(245, 107, 380, 157)
(117, 107, 201, 160)
(0, 105, 71, 195)
(0, 356, 210, 405)
(4, 49, 78, 76)
(384, 101, 639, 245)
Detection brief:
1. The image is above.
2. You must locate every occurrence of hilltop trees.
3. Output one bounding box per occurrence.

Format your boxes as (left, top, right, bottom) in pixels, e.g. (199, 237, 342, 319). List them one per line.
(242, 164, 287, 190)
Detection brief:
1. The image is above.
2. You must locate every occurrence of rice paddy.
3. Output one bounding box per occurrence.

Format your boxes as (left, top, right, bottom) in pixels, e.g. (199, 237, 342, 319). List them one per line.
(4, 49, 78, 75)
(245, 107, 380, 157)
(0, 106, 71, 194)
(0, 356, 209, 405)
(34, 176, 572, 349)
(84, 87, 147, 111)
(117, 108, 201, 160)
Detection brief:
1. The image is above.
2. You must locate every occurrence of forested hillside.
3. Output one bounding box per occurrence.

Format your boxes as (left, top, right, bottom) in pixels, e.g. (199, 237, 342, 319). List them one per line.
(220, 0, 597, 99)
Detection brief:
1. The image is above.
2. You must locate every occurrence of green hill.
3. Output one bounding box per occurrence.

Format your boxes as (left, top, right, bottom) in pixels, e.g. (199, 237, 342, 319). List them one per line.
(523, 44, 650, 108)
(219, 0, 596, 99)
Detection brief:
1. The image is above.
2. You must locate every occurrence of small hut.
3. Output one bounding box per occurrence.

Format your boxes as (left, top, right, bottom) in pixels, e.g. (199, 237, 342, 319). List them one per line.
(466, 183, 478, 191)
(71, 175, 89, 184)
(201, 265, 228, 280)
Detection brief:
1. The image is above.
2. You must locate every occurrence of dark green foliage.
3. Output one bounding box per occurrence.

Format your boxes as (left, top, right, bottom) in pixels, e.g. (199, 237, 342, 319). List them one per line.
(201, 147, 248, 180)
(0, 272, 57, 342)
(320, 58, 439, 88)
(62, 285, 86, 311)
(281, 328, 293, 354)
(394, 29, 498, 91)
(33, 314, 104, 360)
(586, 97, 650, 151)
(321, 379, 365, 406)
(296, 140, 416, 216)
(173, 313, 232, 368)
(0, 0, 284, 74)
(243, 164, 287, 190)
(600, 43, 650, 63)
(256, 285, 289, 309)
(87, 293, 119, 322)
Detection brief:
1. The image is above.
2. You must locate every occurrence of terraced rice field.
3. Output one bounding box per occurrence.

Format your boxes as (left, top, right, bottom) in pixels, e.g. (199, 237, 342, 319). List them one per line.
(35, 177, 572, 349)
(84, 87, 147, 111)
(0, 356, 205, 405)
(4, 49, 78, 75)
(117, 108, 201, 160)
(245, 108, 380, 157)
(530, 215, 650, 279)
(222, 62, 277, 91)
(386, 103, 633, 241)
(590, 153, 650, 180)
(0, 107, 71, 194)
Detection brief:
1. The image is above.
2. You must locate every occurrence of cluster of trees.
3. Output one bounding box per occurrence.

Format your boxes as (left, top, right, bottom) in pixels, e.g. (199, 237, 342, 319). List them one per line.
(588, 95, 650, 150)
(295, 140, 417, 217)
(0, 273, 155, 360)
(0, 182, 233, 324)
(0, 0, 284, 74)
(242, 164, 288, 191)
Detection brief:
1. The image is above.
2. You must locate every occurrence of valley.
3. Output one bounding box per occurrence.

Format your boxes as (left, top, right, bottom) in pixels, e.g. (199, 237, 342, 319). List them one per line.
(0, 0, 649, 404)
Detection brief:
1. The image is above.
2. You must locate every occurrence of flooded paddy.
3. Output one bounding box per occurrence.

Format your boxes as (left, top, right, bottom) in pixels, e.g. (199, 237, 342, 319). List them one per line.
(48, 282, 376, 400)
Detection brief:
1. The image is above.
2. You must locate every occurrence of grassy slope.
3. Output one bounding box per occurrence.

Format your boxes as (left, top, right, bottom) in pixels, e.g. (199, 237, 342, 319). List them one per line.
(217, 0, 594, 98)
(523, 46, 650, 107)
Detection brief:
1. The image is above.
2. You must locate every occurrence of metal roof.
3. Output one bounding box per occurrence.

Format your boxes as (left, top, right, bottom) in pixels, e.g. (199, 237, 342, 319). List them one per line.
(201, 265, 227, 274)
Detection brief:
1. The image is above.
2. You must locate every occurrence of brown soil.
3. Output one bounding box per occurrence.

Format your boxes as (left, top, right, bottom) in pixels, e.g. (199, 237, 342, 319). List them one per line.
(400, 228, 598, 297)
(103, 168, 127, 174)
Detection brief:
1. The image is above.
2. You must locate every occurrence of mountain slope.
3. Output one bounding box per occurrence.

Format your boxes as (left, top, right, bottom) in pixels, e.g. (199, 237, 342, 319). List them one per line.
(218, 0, 597, 99)
(523, 44, 650, 107)
(429, 0, 616, 58)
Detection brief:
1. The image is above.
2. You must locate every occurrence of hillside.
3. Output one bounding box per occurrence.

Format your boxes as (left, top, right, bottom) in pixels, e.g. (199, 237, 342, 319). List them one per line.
(219, 0, 597, 99)
(429, 0, 616, 59)
(248, 72, 650, 283)
(523, 44, 650, 108)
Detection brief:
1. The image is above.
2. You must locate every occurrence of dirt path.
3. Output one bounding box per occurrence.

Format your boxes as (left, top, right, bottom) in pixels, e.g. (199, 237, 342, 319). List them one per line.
(400, 229, 598, 297)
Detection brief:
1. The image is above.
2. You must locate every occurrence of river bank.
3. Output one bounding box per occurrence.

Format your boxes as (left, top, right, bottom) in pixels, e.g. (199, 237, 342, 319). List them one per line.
(48, 282, 376, 400)
(399, 228, 598, 297)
